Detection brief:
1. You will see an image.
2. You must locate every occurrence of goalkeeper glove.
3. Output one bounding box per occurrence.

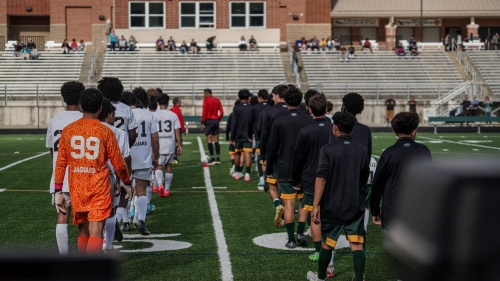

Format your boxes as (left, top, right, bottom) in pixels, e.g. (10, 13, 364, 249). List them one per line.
(54, 191, 68, 214)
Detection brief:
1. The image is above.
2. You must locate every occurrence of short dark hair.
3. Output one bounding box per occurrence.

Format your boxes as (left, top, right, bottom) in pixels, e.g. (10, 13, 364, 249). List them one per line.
(267, 94, 275, 106)
(149, 96, 158, 110)
(304, 89, 319, 105)
(204, 88, 212, 95)
(342, 92, 365, 115)
(287, 84, 297, 91)
(120, 91, 136, 106)
(332, 111, 355, 134)
(283, 88, 303, 107)
(308, 95, 327, 117)
(172, 97, 181, 105)
(133, 87, 149, 108)
(250, 96, 259, 105)
(156, 88, 163, 95)
(97, 77, 123, 102)
(157, 93, 170, 106)
(272, 84, 289, 99)
(234, 99, 241, 106)
(326, 101, 333, 113)
(135, 99, 144, 109)
(258, 89, 268, 100)
(391, 112, 420, 135)
(98, 98, 116, 121)
(79, 88, 103, 114)
(238, 89, 250, 100)
(61, 81, 85, 105)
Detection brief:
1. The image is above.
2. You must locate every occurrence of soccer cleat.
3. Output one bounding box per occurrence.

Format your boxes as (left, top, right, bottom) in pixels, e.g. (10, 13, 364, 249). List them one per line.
(229, 165, 235, 176)
(137, 220, 150, 235)
(297, 234, 309, 247)
(285, 240, 296, 249)
(274, 205, 285, 227)
(215, 160, 222, 165)
(152, 186, 158, 193)
(146, 204, 156, 215)
(326, 265, 335, 278)
(158, 186, 165, 197)
(164, 189, 170, 197)
(114, 219, 123, 242)
(308, 252, 319, 262)
(207, 158, 217, 166)
(233, 172, 241, 180)
(350, 274, 365, 281)
(129, 210, 135, 219)
(121, 222, 131, 232)
(307, 271, 320, 281)
(133, 216, 139, 229)
(257, 178, 265, 190)
(244, 173, 251, 182)
(103, 247, 119, 254)
(172, 159, 179, 165)
(304, 227, 311, 237)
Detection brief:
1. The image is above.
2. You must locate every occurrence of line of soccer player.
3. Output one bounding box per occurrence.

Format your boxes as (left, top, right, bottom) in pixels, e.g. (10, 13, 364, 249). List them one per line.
(48, 78, 184, 254)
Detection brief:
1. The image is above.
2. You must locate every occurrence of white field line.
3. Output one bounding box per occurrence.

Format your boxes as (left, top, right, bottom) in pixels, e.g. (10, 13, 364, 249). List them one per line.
(372, 154, 380, 159)
(0, 151, 50, 172)
(419, 136, 500, 151)
(196, 136, 233, 281)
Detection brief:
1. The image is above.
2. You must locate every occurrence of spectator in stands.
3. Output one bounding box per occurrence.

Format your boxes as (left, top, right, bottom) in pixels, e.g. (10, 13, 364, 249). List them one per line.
(61, 39, 71, 54)
(13, 40, 23, 57)
(385, 95, 396, 126)
(180, 40, 188, 54)
(361, 38, 373, 53)
(109, 30, 118, 51)
(156, 36, 165, 51)
(407, 96, 420, 112)
(470, 95, 479, 116)
(408, 35, 418, 50)
(339, 46, 349, 62)
(483, 96, 493, 125)
(128, 36, 137, 51)
(21, 45, 31, 60)
(300, 37, 307, 51)
(292, 45, 299, 66)
(30, 45, 39, 60)
(448, 98, 458, 116)
(27, 39, 35, 50)
(239, 36, 248, 51)
(409, 42, 419, 57)
(326, 36, 333, 51)
(443, 34, 450, 51)
(206, 36, 216, 51)
(492, 33, 500, 50)
(332, 37, 341, 51)
(70, 39, 78, 51)
(78, 40, 86, 51)
(320, 37, 327, 51)
(457, 33, 463, 51)
(249, 35, 258, 51)
(394, 43, 406, 57)
(348, 43, 356, 58)
(325, 101, 333, 122)
(190, 38, 198, 54)
(311, 38, 320, 51)
(460, 95, 471, 117)
(118, 35, 127, 51)
(167, 36, 176, 51)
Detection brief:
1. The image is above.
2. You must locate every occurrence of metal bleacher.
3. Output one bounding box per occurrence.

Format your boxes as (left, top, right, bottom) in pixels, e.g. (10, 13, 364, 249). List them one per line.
(467, 51, 500, 96)
(101, 51, 286, 99)
(0, 52, 84, 100)
(301, 50, 464, 100)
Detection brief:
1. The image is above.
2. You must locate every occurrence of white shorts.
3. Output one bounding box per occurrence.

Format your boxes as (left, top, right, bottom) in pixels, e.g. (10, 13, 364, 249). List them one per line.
(159, 154, 175, 165)
(51, 192, 71, 206)
(133, 168, 153, 181)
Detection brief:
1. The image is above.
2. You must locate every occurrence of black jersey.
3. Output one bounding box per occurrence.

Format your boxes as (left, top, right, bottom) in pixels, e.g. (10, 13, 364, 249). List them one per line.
(266, 109, 312, 180)
(259, 102, 288, 160)
(350, 120, 372, 162)
(317, 135, 370, 224)
(225, 113, 233, 141)
(251, 102, 269, 141)
(292, 118, 332, 192)
(230, 102, 254, 141)
(370, 137, 432, 229)
(298, 103, 309, 115)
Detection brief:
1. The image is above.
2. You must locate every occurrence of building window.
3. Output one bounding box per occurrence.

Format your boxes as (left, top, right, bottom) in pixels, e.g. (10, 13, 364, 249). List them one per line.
(129, 2, 165, 28)
(180, 2, 215, 29)
(230, 2, 265, 28)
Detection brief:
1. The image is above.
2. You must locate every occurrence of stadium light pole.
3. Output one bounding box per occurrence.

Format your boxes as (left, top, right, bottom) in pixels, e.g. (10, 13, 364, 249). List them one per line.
(420, 0, 423, 42)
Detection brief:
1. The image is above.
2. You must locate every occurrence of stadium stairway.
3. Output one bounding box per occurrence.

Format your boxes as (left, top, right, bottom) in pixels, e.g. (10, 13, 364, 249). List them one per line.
(301, 50, 464, 101)
(101, 51, 286, 98)
(0, 52, 85, 100)
(466, 51, 500, 96)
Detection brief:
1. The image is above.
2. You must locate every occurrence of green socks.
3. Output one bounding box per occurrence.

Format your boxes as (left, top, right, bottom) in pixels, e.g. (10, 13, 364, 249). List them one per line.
(231, 159, 234, 165)
(318, 248, 333, 280)
(245, 166, 251, 174)
(257, 156, 263, 176)
(314, 241, 322, 253)
(273, 199, 281, 208)
(297, 222, 306, 235)
(285, 223, 295, 241)
(352, 250, 366, 281)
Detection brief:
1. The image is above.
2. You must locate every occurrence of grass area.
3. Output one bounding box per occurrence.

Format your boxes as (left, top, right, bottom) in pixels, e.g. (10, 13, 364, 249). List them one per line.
(0, 132, 499, 280)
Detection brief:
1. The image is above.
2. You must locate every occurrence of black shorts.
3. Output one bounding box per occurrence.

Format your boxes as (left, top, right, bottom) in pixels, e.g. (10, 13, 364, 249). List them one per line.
(204, 119, 220, 135)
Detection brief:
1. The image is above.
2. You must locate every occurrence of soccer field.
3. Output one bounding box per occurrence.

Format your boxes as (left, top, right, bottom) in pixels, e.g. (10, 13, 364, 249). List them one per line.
(0, 132, 499, 281)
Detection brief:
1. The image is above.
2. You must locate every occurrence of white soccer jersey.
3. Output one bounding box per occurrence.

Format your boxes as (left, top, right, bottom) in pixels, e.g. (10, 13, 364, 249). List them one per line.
(367, 156, 377, 184)
(46, 110, 83, 193)
(113, 101, 138, 133)
(130, 108, 158, 170)
(104, 122, 130, 175)
(153, 109, 181, 155)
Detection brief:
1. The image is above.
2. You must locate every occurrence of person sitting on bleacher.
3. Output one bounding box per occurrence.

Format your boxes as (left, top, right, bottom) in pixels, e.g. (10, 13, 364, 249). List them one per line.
(332, 37, 341, 51)
(118, 36, 127, 51)
(21, 45, 31, 60)
(70, 39, 78, 51)
(79, 39, 86, 51)
(339, 46, 349, 62)
(30, 45, 39, 60)
(206, 36, 216, 52)
(190, 38, 198, 54)
(361, 38, 373, 53)
(407, 35, 418, 51)
(394, 43, 406, 57)
(348, 43, 355, 58)
(320, 38, 327, 51)
(300, 37, 307, 51)
(409, 42, 419, 58)
(311, 38, 320, 51)
(249, 35, 258, 51)
(180, 40, 188, 54)
(27, 39, 35, 50)
(13, 40, 23, 57)
(61, 39, 71, 54)
(128, 36, 137, 51)
(326, 36, 333, 51)
(156, 36, 165, 51)
(239, 36, 248, 51)
(167, 36, 176, 51)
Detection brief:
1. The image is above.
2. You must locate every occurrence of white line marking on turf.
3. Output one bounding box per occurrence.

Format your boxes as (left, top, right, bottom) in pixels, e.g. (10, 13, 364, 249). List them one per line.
(372, 155, 380, 159)
(192, 186, 227, 189)
(197, 136, 233, 281)
(182, 141, 192, 145)
(419, 136, 500, 151)
(0, 151, 50, 172)
(442, 149, 449, 151)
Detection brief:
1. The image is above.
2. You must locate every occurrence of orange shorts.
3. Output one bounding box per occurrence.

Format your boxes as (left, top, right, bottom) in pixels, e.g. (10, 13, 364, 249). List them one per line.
(73, 208, 111, 225)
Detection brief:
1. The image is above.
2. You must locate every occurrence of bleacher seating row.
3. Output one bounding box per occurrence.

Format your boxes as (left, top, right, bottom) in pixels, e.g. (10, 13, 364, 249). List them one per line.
(108, 42, 279, 52)
(467, 51, 500, 95)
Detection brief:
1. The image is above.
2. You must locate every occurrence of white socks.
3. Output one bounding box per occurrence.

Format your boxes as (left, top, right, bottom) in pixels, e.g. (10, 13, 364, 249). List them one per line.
(123, 203, 130, 223)
(116, 207, 125, 223)
(56, 224, 68, 255)
(136, 196, 148, 221)
(364, 210, 370, 232)
(104, 216, 116, 250)
(329, 251, 335, 266)
(165, 173, 173, 190)
(155, 170, 163, 187)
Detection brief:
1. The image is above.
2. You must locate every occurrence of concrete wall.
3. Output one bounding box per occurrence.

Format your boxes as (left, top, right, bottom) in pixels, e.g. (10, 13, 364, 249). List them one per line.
(286, 23, 332, 42)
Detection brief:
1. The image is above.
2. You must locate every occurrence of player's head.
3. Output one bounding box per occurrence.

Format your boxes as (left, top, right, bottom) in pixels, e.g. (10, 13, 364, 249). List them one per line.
(283, 88, 303, 107)
(98, 98, 116, 124)
(173, 97, 181, 107)
(133, 87, 149, 108)
(234, 99, 241, 107)
(120, 91, 136, 106)
(267, 94, 275, 106)
(149, 96, 158, 111)
(272, 84, 288, 101)
(304, 89, 319, 106)
(326, 101, 333, 113)
(342, 92, 365, 116)
(97, 77, 123, 102)
(79, 88, 103, 115)
(147, 88, 159, 98)
(135, 99, 144, 109)
(258, 89, 268, 101)
(238, 89, 250, 101)
(60, 81, 85, 106)
(308, 95, 327, 117)
(204, 88, 212, 98)
(250, 96, 259, 105)
(157, 93, 170, 106)
(332, 111, 355, 136)
(156, 88, 163, 95)
(391, 112, 420, 139)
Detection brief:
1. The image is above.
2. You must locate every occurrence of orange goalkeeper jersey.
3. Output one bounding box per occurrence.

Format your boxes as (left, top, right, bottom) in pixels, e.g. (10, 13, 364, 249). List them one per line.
(55, 118, 130, 214)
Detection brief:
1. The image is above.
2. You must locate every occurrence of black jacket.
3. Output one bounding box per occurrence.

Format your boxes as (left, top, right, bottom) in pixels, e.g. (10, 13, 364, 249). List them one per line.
(230, 102, 253, 141)
(370, 137, 432, 229)
(251, 102, 269, 141)
(259, 102, 288, 161)
(225, 113, 232, 141)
